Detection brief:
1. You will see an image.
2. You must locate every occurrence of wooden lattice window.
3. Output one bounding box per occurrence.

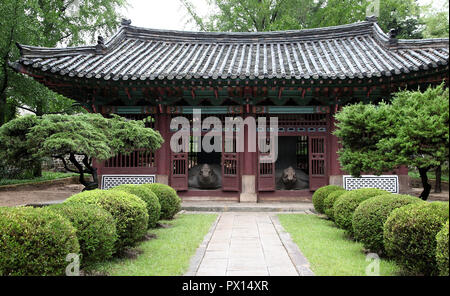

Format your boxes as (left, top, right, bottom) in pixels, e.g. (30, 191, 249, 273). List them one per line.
(173, 157, 186, 175)
(311, 159, 325, 175)
(223, 158, 237, 175)
(259, 162, 273, 175)
(296, 136, 309, 171)
(310, 137, 326, 176)
(273, 114, 328, 127)
(104, 149, 155, 168)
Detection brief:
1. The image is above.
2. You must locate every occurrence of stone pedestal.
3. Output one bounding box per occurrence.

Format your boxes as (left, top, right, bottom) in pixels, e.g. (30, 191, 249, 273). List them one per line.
(329, 175, 343, 187)
(156, 174, 169, 185)
(240, 175, 257, 203)
(398, 175, 410, 194)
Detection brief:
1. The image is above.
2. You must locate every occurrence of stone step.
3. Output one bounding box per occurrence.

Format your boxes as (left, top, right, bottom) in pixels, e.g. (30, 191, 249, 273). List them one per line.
(25, 201, 316, 214)
(181, 202, 315, 213)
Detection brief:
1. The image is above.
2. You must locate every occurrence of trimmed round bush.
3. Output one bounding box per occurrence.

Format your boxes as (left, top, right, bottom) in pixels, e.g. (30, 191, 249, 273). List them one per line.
(0, 206, 79, 276)
(312, 185, 343, 214)
(436, 221, 449, 276)
(384, 202, 449, 275)
(352, 194, 423, 253)
(142, 183, 181, 219)
(334, 188, 388, 234)
(110, 184, 161, 228)
(65, 189, 149, 252)
(323, 190, 347, 220)
(49, 203, 117, 266)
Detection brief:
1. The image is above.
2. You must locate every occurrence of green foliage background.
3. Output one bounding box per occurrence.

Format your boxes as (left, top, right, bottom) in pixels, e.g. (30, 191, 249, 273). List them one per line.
(0, 113, 163, 187)
(179, 0, 444, 39)
(0, 0, 128, 126)
(334, 84, 449, 178)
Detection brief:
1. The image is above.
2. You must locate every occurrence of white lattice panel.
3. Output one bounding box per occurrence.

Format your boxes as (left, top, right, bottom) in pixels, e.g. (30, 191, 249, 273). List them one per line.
(343, 175, 399, 193)
(101, 175, 156, 190)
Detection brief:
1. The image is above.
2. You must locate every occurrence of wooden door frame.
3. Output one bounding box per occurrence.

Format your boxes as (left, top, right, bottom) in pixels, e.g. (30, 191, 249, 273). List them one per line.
(308, 135, 328, 190)
(222, 135, 240, 191)
(257, 132, 276, 191)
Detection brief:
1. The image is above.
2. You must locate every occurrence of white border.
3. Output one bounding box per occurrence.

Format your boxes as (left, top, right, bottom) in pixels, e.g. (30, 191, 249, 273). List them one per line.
(343, 175, 399, 193)
(101, 174, 156, 190)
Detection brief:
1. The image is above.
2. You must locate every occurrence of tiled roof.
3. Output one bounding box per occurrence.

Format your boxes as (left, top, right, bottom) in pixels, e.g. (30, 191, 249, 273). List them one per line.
(14, 19, 449, 81)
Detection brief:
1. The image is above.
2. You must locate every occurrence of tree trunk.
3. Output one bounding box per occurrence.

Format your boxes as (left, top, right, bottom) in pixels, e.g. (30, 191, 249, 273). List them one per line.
(30, 103, 44, 177)
(80, 170, 99, 191)
(0, 96, 5, 127)
(32, 161, 42, 178)
(81, 155, 99, 191)
(35, 99, 44, 117)
(57, 154, 98, 190)
(32, 101, 42, 178)
(418, 167, 431, 200)
(0, 92, 8, 126)
(435, 165, 442, 193)
(67, 153, 98, 191)
(89, 168, 99, 190)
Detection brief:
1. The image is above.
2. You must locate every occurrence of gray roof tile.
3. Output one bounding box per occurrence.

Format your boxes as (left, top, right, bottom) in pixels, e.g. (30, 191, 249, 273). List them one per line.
(16, 21, 449, 81)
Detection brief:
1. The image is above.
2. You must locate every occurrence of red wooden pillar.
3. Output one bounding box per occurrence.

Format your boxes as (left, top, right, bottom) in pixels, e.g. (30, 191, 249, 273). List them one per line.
(242, 113, 256, 176)
(155, 113, 171, 184)
(240, 112, 258, 202)
(309, 135, 328, 190)
(329, 113, 344, 176)
(93, 158, 103, 188)
(222, 134, 240, 191)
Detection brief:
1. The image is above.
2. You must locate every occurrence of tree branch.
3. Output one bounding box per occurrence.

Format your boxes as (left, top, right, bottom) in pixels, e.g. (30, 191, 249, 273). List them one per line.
(81, 154, 94, 171)
(68, 152, 89, 187)
(16, 105, 37, 114)
(15, 103, 81, 115)
(179, 0, 207, 31)
(0, 1, 19, 98)
(270, 0, 285, 23)
(54, 155, 79, 173)
(237, 0, 260, 30)
(62, 0, 77, 12)
(81, 154, 98, 184)
(58, 31, 73, 43)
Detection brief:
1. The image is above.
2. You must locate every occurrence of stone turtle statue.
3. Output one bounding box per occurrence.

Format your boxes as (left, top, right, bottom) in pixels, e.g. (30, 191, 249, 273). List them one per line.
(188, 163, 222, 189)
(276, 166, 309, 190)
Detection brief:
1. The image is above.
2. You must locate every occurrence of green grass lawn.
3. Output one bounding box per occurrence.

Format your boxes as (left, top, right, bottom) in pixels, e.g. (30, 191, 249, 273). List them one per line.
(90, 213, 217, 276)
(0, 171, 78, 186)
(278, 214, 400, 276)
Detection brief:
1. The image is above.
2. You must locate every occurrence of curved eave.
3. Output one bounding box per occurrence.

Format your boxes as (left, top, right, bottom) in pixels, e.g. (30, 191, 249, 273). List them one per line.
(10, 59, 449, 109)
(16, 26, 128, 59)
(13, 53, 449, 82)
(11, 59, 449, 85)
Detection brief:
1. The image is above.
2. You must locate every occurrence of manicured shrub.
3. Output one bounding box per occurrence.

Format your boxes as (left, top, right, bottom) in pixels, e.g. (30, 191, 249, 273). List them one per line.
(0, 206, 79, 276)
(352, 194, 423, 253)
(142, 183, 181, 219)
(312, 185, 343, 214)
(65, 189, 149, 252)
(334, 188, 388, 234)
(110, 184, 161, 228)
(384, 202, 449, 275)
(49, 203, 117, 266)
(436, 221, 449, 276)
(323, 190, 347, 220)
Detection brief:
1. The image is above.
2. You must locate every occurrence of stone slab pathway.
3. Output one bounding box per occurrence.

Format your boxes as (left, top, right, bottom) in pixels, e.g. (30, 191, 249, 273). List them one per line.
(186, 212, 314, 276)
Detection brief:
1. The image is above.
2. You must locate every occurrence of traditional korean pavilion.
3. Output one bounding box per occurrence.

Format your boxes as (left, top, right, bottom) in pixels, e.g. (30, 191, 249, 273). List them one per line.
(11, 17, 449, 202)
